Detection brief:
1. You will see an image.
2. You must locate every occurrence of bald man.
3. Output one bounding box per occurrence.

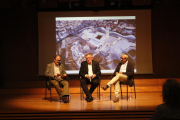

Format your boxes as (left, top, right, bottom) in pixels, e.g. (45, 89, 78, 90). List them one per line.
(45, 55, 69, 103)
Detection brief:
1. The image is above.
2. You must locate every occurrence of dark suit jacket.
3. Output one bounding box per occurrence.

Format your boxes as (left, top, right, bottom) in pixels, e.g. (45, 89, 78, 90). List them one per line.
(151, 103, 180, 120)
(113, 61, 134, 86)
(79, 60, 101, 79)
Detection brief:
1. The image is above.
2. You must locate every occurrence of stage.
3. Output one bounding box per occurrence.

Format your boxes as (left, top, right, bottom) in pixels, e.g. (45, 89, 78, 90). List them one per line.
(0, 92, 162, 119)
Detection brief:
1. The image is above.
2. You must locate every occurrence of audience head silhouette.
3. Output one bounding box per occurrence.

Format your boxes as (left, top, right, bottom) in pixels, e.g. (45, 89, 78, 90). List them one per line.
(162, 79, 180, 109)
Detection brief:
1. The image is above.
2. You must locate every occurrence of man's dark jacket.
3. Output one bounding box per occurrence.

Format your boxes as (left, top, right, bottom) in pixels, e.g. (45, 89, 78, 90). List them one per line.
(113, 61, 134, 86)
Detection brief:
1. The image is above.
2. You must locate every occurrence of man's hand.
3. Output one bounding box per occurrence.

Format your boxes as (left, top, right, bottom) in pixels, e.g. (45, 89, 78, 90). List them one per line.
(85, 74, 90, 79)
(55, 74, 67, 78)
(116, 72, 123, 75)
(54, 74, 59, 78)
(91, 74, 96, 79)
(63, 74, 67, 77)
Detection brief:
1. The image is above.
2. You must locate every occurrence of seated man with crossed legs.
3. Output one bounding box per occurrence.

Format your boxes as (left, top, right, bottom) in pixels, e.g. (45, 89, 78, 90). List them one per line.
(101, 53, 134, 102)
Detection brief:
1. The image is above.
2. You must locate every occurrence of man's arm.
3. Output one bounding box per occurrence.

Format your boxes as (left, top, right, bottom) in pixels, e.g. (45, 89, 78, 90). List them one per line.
(113, 63, 121, 76)
(123, 62, 134, 77)
(79, 62, 86, 78)
(94, 62, 101, 78)
(45, 64, 54, 79)
(60, 64, 67, 77)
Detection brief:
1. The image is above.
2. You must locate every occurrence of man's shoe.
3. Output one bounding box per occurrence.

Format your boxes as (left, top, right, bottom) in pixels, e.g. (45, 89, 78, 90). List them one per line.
(86, 97, 93, 102)
(62, 95, 69, 103)
(113, 97, 119, 102)
(85, 96, 93, 100)
(101, 85, 109, 91)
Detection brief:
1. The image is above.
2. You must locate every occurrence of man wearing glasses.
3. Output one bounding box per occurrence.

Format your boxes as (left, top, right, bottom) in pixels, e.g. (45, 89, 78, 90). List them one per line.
(101, 53, 134, 102)
(45, 55, 69, 103)
(79, 53, 101, 102)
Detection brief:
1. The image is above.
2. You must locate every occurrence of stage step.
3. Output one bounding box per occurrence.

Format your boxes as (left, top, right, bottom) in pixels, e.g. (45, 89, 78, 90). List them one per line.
(0, 110, 154, 120)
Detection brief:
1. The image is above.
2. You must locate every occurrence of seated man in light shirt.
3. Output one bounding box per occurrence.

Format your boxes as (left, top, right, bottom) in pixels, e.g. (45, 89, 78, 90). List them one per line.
(45, 55, 69, 103)
(101, 53, 134, 102)
(79, 53, 101, 102)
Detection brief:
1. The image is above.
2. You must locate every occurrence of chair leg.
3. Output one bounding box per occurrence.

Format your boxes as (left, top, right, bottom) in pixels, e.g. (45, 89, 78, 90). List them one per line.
(80, 86, 83, 100)
(98, 85, 100, 100)
(120, 84, 123, 99)
(45, 85, 47, 100)
(50, 88, 52, 102)
(127, 85, 128, 101)
(134, 84, 136, 99)
(80, 86, 81, 100)
(49, 82, 52, 102)
(110, 87, 111, 100)
(97, 85, 98, 99)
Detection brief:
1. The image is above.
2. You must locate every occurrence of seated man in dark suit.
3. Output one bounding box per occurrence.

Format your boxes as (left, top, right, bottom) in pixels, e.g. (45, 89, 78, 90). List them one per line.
(45, 55, 69, 103)
(79, 53, 101, 102)
(101, 53, 134, 102)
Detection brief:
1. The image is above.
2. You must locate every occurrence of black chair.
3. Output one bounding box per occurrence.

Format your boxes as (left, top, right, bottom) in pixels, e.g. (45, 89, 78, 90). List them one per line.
(80, 77, 101, 100)
(45, 76, 52, 102)
(110, 76, 136, 101)
(120, 76, 136, 101)
(45, 76, 64, 102)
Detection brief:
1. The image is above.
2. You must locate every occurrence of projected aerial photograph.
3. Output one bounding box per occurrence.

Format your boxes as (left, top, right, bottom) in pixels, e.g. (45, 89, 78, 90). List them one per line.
(55, 17, 136, 73)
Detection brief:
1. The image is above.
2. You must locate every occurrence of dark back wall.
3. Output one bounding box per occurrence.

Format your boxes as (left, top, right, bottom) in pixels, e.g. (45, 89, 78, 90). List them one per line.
(1, 1, 180, 88)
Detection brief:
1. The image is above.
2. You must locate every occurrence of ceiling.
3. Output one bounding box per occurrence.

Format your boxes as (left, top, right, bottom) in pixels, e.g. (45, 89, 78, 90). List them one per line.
(0, 0, 159, 11)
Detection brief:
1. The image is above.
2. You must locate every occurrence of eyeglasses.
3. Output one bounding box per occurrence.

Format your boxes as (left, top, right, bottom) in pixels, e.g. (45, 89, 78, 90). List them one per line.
(86, 57, 93, 59)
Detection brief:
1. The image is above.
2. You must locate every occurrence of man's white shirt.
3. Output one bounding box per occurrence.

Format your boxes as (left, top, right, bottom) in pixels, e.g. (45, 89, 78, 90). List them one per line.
(54, 63, 61, 79)
(85, 62, 93, 82)
(119, 61, 128, 73)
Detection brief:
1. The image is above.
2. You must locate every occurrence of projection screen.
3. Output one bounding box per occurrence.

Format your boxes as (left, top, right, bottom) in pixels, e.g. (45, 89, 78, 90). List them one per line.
(38, 10, 153, 75)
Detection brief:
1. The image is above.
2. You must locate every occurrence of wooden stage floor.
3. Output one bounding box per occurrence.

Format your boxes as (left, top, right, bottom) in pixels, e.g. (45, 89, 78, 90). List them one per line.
(0, 92, 162, 119)
(0, 92, 162, 112)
